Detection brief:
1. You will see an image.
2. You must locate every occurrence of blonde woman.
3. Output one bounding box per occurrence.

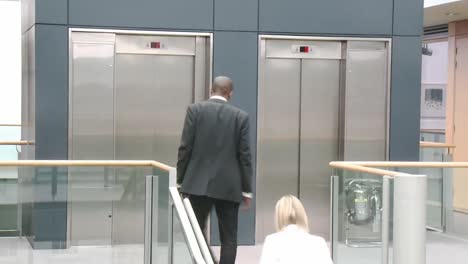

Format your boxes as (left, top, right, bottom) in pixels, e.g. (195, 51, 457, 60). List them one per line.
(259, 195, 333, 264)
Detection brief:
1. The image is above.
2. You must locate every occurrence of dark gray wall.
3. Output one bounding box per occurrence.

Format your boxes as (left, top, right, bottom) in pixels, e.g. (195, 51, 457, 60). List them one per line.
(22, 0, 423, 247)
(20, 23, 69, 249)
(393, 0, 424, 36)
(210, 31, 258, 245)
(390, 36, 422, 161)
(35, 24, 69, 160)
(215, 0, 258, 31)
(69, 0, 213, 30)
(259, 0, 393, 35)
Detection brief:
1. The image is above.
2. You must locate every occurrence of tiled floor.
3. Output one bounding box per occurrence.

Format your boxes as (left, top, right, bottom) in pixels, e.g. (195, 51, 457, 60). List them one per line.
(1, 231, 467, 264)
(216, 231, 468, 264)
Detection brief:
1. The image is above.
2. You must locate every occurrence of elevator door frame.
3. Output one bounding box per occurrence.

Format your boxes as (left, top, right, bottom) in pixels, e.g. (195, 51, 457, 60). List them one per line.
(256, 35, 392, 243)
(67, 28, 213, 247)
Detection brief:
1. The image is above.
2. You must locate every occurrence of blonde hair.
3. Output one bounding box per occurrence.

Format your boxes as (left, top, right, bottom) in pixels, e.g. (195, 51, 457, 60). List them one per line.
(275, 195, 309, 232)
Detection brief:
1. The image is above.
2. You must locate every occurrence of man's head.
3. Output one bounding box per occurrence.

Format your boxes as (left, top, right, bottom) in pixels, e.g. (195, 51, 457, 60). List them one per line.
(211, 76, 233, 101)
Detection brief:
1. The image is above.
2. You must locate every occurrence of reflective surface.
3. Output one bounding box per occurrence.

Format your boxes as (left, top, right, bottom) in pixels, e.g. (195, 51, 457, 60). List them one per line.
(332, 169, 388, 264)
(70, 37, 116, 244)
(257, 56, 300, 242)
(15, 165, 169, 257)
(69, 31, 211, 246)
(300, 59, 340, 239)
(344, 42, 388, 161)
(257, 37, 390, 242)
(171, 207, 193, 264)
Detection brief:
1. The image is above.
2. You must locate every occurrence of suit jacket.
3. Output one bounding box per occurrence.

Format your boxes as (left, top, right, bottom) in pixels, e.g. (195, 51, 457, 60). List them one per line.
(177, 98, 253, 203)
(259, 225, 334, 264)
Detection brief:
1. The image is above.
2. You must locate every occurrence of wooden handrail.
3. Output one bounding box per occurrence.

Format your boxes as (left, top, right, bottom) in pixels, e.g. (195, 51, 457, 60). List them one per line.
(332, 161, 468, 168)
(329, 162, 402, 177)
(0, 160, 172, 172)
(0, 141, 34, 146)
(420, 129, 445, 135)
(330, 161, 468, 178)
(0, 124, 21, 127)
(420, 141, 456, 149)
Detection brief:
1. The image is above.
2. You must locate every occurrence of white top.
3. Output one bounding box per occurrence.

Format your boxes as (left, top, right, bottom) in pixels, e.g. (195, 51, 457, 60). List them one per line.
(209, 95, 228, 102)
(259, 225, 334, 264)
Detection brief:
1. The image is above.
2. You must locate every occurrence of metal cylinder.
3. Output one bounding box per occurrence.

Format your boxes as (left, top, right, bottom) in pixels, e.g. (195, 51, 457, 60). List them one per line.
(393, 174, 427, 264)
(381, 176, 391, 264)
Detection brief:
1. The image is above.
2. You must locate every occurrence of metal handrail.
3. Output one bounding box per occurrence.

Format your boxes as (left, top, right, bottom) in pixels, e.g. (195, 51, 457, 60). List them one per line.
(183, 197, 215, 264)
(169, 187, 206, 264)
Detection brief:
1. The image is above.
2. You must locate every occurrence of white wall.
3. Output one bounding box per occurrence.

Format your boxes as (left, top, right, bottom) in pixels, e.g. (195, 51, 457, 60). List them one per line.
(0, 1, 21, 125)
(0, 1, 21, 179)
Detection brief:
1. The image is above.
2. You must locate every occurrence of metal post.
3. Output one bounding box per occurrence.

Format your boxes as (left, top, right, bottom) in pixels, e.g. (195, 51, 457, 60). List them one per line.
(393, 174, 427, 264)
(382, 176, 391, 264)
(145, 176, 153, 264)
(169, 167, 177, 187)
(168, 168, 177, 264)
(168, 202, 174, 264)
(330, 175, 339, 261)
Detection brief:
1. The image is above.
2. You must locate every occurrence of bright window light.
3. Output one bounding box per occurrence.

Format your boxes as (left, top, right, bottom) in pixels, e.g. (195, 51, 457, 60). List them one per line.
(0, 1, 21, 125)
(425, 0, 462, 8)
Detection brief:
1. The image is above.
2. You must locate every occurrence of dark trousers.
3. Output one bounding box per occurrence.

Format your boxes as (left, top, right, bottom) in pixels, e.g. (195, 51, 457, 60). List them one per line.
(189, 195, 240, 264)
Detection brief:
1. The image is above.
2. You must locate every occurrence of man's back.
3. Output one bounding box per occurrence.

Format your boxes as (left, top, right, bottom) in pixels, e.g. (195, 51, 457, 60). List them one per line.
(177, 98, 252, 203)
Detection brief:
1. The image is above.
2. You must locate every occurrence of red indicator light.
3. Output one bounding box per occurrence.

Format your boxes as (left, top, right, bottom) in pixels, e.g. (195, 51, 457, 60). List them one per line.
(150, 42, 161, 49)
(299, 46, 310, 53)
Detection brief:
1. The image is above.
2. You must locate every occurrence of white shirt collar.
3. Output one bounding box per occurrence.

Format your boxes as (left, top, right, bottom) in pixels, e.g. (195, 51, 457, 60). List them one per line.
(210, 95, 227, 102)
(282, 224, 304, 232)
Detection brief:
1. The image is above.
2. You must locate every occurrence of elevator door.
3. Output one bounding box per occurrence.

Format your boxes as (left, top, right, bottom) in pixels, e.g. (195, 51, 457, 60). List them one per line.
(69, 32, 211, 245)
(256, 37, 389, 242)
(257, 39, 342, 241)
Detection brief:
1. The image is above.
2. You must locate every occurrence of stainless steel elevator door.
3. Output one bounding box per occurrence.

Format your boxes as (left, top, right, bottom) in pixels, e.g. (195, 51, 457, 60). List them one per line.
(344, 43, 388, 161)
(257, 37, 390, 244)
(113, 54, 194, 244)
(257, 58, 301, 242)
(70, 38, 115, 245)
(300, 59, 340, 239)
(69, 32, 211, 247)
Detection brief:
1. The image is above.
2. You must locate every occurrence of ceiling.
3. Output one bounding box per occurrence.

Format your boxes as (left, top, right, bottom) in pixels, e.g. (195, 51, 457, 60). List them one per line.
(425, 0, 468, 27)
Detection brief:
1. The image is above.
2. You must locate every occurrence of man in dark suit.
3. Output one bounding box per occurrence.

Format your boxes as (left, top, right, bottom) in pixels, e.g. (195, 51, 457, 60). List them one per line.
(177, 76, 253, 264)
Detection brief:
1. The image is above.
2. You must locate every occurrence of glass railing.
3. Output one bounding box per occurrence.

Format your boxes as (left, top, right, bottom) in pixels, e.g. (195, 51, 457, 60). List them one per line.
(0, 160, 173, 264)
(331, 165, 397, 264)
(420, 130, 445, 144)
(0, 124, 21, 236)
(165, 186, 214, 264)
(330, 161, 468, 264)
(419, 141, 454, 231)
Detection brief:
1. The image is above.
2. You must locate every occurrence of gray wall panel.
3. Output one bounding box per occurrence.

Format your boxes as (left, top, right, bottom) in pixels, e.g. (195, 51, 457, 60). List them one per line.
(393, 0, 424, 36)
(36, 0, 68, 25)
(390, 36, 422, 161)
(259, 0, 393, 35)
(69, 0, 213, 30)
(210, 31, 258, 245)
(35, 24, 69, 160)
(32, 25, 69, 248)
(215, 0, 258, 31)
